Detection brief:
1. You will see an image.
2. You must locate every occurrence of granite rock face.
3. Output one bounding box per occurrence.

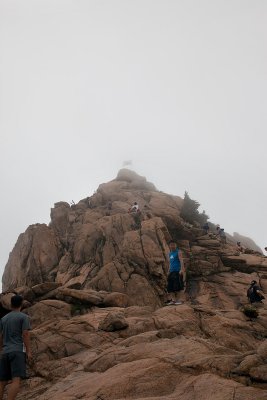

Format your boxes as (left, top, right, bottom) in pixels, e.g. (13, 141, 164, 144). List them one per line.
(1, 170, 267, 400)
(2, 224, 62, 290)
(2, 170, 184, 307)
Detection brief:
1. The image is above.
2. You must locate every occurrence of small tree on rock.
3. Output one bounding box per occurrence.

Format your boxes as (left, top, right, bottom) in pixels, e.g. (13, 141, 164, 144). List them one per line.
(197, 210, 209, 226)
(180, 192, 209, 226)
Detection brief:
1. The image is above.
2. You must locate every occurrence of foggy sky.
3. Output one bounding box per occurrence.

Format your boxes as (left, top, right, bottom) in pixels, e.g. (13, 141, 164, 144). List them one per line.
(0, 0, 266, 278)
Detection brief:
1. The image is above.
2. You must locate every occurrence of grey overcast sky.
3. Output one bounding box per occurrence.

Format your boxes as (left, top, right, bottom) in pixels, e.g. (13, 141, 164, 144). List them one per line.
(0, 0, 266, 277)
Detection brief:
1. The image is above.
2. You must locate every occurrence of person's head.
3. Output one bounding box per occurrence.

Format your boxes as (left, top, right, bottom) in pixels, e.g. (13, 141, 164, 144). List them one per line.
(134, 202, 137, 205)
(237, 242, 241, 246)
(169, 240, 177, 251)
(11, 295, 23, 310)
(250, 280, 257, 286)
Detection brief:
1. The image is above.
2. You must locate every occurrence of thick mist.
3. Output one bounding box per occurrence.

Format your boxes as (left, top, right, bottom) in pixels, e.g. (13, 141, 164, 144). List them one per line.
(0, 0, 266, 277)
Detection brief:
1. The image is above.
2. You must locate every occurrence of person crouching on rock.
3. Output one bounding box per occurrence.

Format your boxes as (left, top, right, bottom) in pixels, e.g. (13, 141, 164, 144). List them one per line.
(166, 240, 186, 305)
(235, 241, 244, 254)
(128, 202, 139, 213)
(247, 280, 265, 305)
(0, 295, 32, 400)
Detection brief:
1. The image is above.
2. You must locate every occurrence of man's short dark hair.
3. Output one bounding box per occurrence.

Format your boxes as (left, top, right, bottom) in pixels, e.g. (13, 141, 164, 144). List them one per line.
(11, 295, 23, 308)
(250, 280, 257, 286)
(169, 240, 176, 245)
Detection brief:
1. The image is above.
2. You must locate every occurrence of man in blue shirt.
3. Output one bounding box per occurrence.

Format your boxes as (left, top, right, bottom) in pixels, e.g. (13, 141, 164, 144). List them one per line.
(0, 295, 31, 400)
(166, 240, 186, 305)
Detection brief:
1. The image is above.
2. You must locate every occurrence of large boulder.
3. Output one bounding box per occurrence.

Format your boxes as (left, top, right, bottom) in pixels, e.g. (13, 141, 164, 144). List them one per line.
(32, 282, 62, 297)
(98, 311, 129, 332)
(57, 287, 103, 306)
(50, 202, 71, 239)
(26, 299, 72, 327)
(2, 224, 62, 291)
(116, 168, 157, 191)
(102, 292, 129, 308)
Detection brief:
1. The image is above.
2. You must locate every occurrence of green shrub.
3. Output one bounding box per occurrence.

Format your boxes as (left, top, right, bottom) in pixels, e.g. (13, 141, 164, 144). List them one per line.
(71, 303, 84, 316)
(180, 192, 209, 226)
(242, 305, 259, 319)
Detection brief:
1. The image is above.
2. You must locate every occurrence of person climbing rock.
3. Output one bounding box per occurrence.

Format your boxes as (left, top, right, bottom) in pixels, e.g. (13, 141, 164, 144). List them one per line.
(86, 197, 92, 209)
(236, 241, 244, 254)
(166, 240, 186, 305)
(217, 228, 226, 245)
(247, 281, 265, 304)
(129, 202, 139, 213)
(0, 295, 31, 400)
(202, 222, 209, 235)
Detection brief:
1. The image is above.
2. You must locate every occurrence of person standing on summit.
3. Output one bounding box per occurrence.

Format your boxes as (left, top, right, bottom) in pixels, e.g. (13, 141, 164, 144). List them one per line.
(166, 240, 186, 305)
(0, 295, 31, 400)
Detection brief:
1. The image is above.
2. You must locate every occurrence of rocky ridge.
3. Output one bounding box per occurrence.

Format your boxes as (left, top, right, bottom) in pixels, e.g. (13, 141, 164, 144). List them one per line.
(1, 169, 267, 400)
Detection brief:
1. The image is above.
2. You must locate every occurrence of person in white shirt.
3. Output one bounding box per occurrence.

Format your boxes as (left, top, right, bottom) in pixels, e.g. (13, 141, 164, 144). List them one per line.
(129, 202, 139, 213)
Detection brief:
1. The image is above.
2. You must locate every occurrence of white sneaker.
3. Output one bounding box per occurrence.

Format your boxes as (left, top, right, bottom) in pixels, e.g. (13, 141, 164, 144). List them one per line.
(166, 300, 176, 306)
(174, 301, 182, 305)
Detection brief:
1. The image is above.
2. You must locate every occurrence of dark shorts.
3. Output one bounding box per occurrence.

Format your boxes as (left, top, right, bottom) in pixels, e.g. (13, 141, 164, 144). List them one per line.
(0, 352, 26, 381)
(167, 271, 184, 293)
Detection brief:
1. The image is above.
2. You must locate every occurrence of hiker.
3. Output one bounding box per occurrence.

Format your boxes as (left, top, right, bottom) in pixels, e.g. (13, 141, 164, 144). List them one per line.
(107, 201, 112, 211)
(0, 295, 31, 400)
(202, 222, 209, 235)
(236, 241, 244, 254)
(247, 281, 265, 304)
(129, 202, 139, 213)
(218, 228, 226, 244)
(215, 224, 220, 234)
(86, 197, 92, 209)
(166, 240, 186, 305)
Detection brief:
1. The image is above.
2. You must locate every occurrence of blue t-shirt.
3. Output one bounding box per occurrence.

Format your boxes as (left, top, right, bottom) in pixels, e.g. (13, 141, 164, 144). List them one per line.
(169, 249, 181, 272)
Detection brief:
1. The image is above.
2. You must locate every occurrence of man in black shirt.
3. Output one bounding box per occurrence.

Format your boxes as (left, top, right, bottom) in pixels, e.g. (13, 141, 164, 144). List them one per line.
(0, 295, 31, 400)
(247, 280, 265, 304)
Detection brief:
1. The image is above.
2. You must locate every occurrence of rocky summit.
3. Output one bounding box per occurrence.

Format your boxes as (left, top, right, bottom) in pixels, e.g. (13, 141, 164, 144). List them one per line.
(1, 169, 267, 400)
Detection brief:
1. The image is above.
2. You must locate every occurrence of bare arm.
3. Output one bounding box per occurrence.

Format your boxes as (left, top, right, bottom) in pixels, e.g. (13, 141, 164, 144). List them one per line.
(256, 289, 265, 298)
(22, 330, 32, 359)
